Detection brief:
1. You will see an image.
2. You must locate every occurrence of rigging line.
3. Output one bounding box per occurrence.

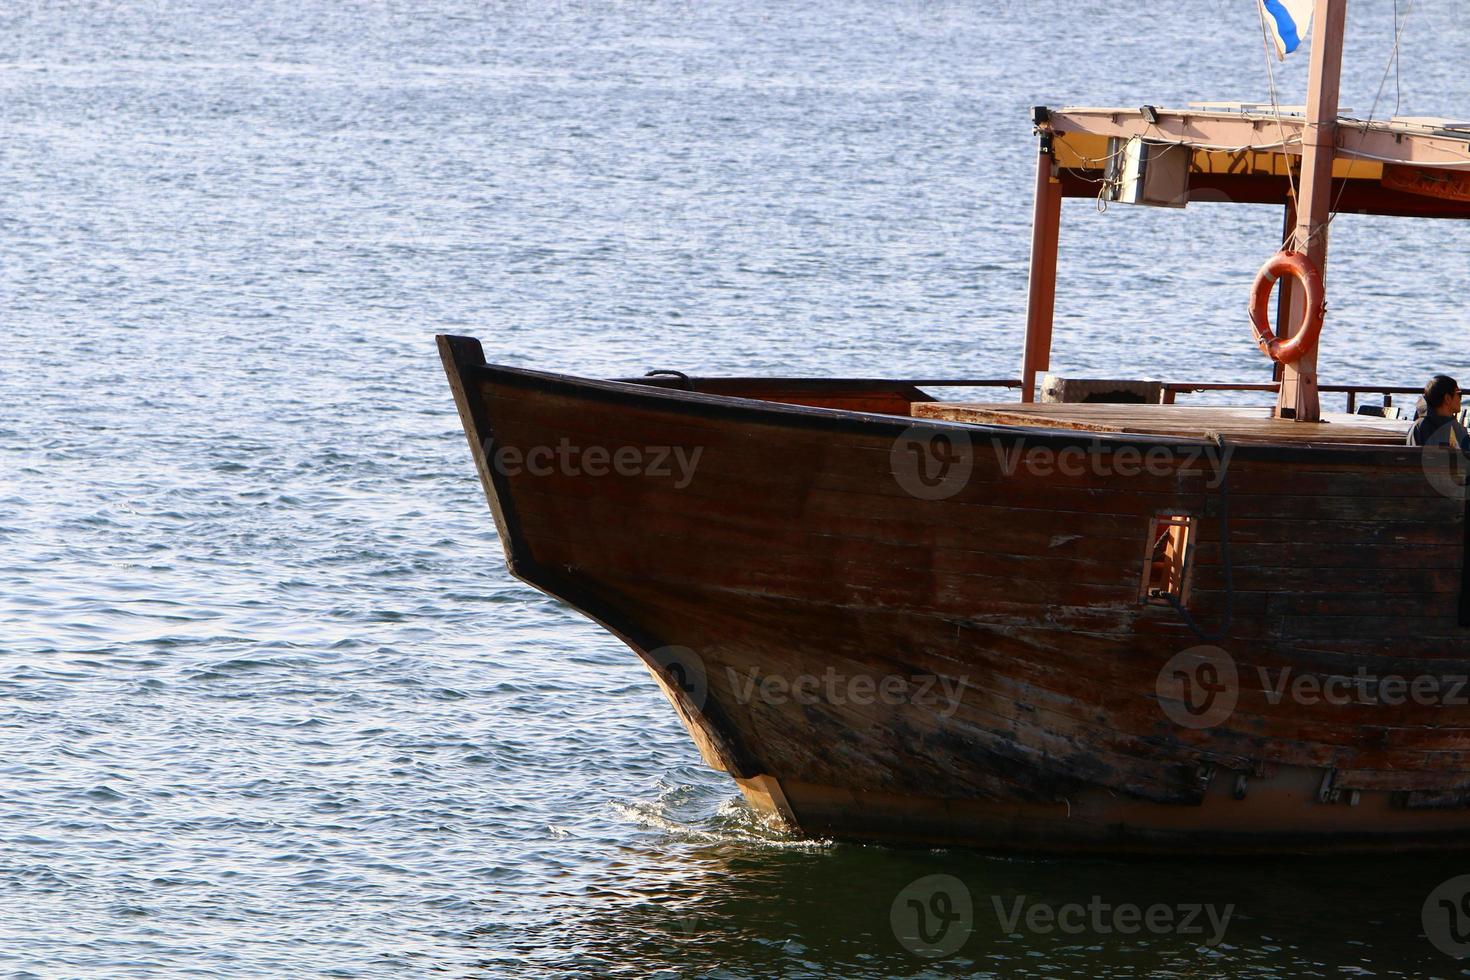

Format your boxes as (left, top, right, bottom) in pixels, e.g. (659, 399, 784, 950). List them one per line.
(1257, 0, 1299, 249)
(1366, 0, 1413, 127)
(1075, 137, 1301, 167)
(1077, 137, 1310, 214)
(1318, 0, 1416, 239)
(1337, 148, 1470, 168)
(1360, 0, 1415, 132)
(1393, 0, 1404, 118)
(1071, 141, 1131, 169)
(1162, 435, 1234, 646)
(1189, 137, 1303, 153)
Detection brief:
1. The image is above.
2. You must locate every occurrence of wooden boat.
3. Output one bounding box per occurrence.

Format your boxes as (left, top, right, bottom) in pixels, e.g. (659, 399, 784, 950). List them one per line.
(440, 0, 1470, 852)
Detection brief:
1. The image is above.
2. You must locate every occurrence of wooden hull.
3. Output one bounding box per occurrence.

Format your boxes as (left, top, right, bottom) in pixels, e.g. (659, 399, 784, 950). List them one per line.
(439, 335, 1470, 853)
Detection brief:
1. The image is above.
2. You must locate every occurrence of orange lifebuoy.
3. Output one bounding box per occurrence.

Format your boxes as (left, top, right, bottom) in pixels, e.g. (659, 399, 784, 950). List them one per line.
(1247, 250, 1325, 365)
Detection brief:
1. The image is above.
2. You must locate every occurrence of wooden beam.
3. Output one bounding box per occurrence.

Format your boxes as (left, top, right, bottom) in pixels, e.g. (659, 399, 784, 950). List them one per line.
(1056, 168, 1470, 218)
(1277, 0, 1348, 423)
(911, 401, 1410, 445)
(1274, 200, 1297, 385)
(1049, 106, 1470, 171)
(1021, 141, 1062, 403)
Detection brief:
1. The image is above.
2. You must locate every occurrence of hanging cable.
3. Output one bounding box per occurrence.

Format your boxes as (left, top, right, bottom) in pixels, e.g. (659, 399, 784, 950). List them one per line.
(1162, 435, 1234, 645)
(1392, 0, 1405, 119)
(1256, 1, 1300, 249)
(1320, 0, 1416, 236)
(1365, 0, 1415, 129)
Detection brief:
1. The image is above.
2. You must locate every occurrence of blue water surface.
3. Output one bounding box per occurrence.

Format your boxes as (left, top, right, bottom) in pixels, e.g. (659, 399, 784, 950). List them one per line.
(4, 1, 1470, 976)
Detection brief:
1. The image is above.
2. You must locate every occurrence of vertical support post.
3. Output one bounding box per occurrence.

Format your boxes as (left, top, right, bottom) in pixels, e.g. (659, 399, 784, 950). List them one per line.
(1021, 137, 1062, 403)
(1276, 0, 1347, 423)
(1272, 200, 1297, 385)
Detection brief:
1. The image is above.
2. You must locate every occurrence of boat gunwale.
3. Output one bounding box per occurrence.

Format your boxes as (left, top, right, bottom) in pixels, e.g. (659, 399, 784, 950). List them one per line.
(462, 352, 1432, 467)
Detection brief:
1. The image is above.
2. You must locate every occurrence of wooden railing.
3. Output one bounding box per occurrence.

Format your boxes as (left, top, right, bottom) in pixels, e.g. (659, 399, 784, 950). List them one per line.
(1160, 382, 1422, 414)
(634, 375, 1422, 416)
(906, 379, 1421, 415)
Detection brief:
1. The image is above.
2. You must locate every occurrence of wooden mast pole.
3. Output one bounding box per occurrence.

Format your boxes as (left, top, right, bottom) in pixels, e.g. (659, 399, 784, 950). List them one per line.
(1273, 199, 1297, 387)
(1021, 133, 1062, 403)
(1276, 0, 1347, 422)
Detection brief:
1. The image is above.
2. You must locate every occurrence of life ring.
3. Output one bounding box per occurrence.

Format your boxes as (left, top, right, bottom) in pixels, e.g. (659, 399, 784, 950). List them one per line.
(1247, 250, 1325, 364)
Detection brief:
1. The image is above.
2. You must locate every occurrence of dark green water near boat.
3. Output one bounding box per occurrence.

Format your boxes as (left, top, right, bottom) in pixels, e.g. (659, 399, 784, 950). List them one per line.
(5, 0, 1470, 975)
(490, 845, 1462, 976)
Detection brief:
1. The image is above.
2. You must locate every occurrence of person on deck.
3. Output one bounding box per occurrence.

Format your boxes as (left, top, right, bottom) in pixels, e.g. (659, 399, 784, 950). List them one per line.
(1406, 374, 1469, 448)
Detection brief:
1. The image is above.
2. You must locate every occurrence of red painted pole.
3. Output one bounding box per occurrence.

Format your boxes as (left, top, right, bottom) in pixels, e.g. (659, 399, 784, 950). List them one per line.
(1021, 139, 1062, 403)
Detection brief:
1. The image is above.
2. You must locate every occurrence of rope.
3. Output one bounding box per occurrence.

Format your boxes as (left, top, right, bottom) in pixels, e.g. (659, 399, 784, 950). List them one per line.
(1320, 0, 1417, 236)
(1392, 0, 1405, 118)
(1163, 436, 1234, 644)
(1337, 147, 1470, 169)
(1364, 0, 1415, 131)
(643, 369, 692, 390)
(1256, 1, 1300, 249)
(1078, 135, 1306, 213)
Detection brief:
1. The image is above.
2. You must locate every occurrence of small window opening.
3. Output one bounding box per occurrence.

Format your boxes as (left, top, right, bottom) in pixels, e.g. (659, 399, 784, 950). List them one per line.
(1142, 514, 1196, 605)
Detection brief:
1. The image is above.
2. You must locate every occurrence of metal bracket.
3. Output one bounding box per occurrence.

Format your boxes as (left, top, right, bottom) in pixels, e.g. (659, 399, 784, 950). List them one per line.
(1194, 763, 1217, 795)
(1317, 768, 1339, 804)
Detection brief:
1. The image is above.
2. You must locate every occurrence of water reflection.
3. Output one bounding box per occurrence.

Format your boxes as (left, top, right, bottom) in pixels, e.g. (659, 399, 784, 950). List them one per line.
(472, 813, 1469, 978)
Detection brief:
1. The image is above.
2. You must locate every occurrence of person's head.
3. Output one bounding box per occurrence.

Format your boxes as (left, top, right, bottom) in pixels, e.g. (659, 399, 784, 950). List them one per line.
(1425, 374, 1462, 417)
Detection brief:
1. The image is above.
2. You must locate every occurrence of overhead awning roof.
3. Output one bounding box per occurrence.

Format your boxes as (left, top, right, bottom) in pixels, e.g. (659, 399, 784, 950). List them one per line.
(1041, 104, 1470, 219)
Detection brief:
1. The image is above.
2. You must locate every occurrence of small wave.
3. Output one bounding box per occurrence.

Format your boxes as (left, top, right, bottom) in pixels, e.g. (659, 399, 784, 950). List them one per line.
(609, 792, 833, 851)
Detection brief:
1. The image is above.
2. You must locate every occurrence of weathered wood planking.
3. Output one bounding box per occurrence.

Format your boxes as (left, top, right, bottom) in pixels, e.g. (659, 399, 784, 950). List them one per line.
(440, 337, 1470, 852)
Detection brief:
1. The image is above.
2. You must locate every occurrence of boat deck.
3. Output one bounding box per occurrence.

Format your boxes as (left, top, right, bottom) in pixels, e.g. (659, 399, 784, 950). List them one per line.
(910, 402, 1412, 445)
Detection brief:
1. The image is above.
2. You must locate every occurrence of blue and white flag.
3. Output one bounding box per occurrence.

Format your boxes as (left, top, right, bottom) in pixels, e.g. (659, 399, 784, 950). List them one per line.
(1260, 0, 1313, 59)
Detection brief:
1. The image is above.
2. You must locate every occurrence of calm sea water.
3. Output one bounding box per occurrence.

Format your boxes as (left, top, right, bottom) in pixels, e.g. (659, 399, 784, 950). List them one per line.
(5, 1, 1470, 976)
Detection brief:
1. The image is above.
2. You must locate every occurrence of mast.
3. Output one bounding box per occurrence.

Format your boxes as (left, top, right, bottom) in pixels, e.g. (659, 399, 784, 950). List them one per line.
(1021, 133, 1062, 403)
(1276, 0, 1347, 423)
